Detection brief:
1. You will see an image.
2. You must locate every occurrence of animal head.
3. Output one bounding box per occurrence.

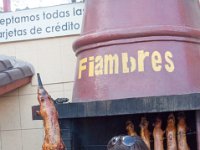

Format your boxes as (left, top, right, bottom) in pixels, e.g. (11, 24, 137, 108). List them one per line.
(140, 117, 149, 128)
(177, 112, 186, 126)
(126, 120, 135, 132)
(167, 113, 175, 126)
(37, 73, 54, 106)
(154, 117, 162, 128)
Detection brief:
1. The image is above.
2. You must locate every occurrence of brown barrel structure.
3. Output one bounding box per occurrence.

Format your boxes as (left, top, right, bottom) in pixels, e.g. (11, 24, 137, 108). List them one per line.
(73, 0, 200, 102)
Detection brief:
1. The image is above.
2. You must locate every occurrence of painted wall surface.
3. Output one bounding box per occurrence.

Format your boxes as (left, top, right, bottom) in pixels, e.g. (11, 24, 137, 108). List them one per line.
(0, 35, 78, 150)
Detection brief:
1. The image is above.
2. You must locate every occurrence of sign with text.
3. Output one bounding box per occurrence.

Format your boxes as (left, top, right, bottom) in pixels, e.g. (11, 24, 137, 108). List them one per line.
(78, 50, 175, 79)
(0, 3, 84, 43)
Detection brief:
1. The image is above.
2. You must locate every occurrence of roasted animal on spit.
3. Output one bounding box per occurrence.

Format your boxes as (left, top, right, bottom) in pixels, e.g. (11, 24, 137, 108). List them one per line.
(36, 73, 65, 150)
(166, 113, 177, 150)
(126, 120, 137, 136)
(177, 113, 190, 150)
(140, 117, 151, 150)
(153, 117, 164, 150)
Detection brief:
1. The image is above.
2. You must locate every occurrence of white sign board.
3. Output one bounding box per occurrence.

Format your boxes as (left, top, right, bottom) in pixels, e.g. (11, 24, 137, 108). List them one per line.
(0, 3, 84, 43)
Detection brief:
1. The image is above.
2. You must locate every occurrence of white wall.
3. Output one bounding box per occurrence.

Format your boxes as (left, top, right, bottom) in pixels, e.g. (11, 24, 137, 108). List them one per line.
(0, 35, 78, 150)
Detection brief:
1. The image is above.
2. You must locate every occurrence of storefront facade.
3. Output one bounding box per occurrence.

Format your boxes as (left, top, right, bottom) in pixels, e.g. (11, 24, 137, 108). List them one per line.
(0, 2, 84, 150)
(1, 0, 200, 150)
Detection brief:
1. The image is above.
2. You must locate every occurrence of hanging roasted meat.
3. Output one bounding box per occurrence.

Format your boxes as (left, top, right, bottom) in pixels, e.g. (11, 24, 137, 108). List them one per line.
(153, 117, 164, 150)
(36, 73, 66, 150)
(166, 113, 177, 150)
(126, 120, 137, 136)
(140, 117, 151, 150)
(177, 113, 190, 150)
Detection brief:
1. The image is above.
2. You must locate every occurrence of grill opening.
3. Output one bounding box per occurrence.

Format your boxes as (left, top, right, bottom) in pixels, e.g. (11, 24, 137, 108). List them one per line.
(60, 110, 197, 150)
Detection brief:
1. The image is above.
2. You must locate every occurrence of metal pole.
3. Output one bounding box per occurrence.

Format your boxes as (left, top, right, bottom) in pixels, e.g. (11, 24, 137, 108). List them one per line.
(3, 0, 11, 12)
(196, 111, 200, 150)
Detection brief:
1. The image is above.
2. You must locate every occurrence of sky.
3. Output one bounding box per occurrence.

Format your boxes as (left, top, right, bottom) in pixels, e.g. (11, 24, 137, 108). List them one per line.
(0, 0, 82, 11)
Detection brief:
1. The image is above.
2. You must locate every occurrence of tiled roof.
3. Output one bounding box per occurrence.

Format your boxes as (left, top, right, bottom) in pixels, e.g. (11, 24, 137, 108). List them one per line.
(0, 55, 34, 95)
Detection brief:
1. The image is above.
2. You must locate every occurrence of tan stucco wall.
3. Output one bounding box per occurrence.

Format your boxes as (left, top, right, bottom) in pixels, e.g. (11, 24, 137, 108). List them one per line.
(0, 35, 78, 150)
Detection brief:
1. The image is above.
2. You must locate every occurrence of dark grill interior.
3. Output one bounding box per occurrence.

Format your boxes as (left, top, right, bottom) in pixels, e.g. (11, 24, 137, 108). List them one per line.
(60, 111, 197, 150)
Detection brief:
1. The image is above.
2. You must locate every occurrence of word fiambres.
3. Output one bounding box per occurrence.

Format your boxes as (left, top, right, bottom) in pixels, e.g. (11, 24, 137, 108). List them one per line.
(78, 50, 175, 79)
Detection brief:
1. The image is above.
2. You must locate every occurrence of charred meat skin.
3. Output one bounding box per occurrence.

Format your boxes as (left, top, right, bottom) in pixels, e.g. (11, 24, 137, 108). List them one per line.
(140, 117, 151, 150)
(177, 113, 190, 150)
(37, 74, 65, 150)
(166, 113, 177, 150)
(153, 117, 164, 150)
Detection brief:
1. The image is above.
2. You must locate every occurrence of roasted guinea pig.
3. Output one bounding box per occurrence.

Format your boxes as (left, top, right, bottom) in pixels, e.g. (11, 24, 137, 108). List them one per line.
(36, 74, 65, 150)
(177, 113, 190, 150)
(166, 113, 177, 150)
(153, 117, 164, 150)
(126, 120, 137, 136)
(140, 117, 151, 150)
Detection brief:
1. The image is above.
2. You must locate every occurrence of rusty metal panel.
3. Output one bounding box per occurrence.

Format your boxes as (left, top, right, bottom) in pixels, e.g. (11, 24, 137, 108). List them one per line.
(73, 0, 200, 102)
